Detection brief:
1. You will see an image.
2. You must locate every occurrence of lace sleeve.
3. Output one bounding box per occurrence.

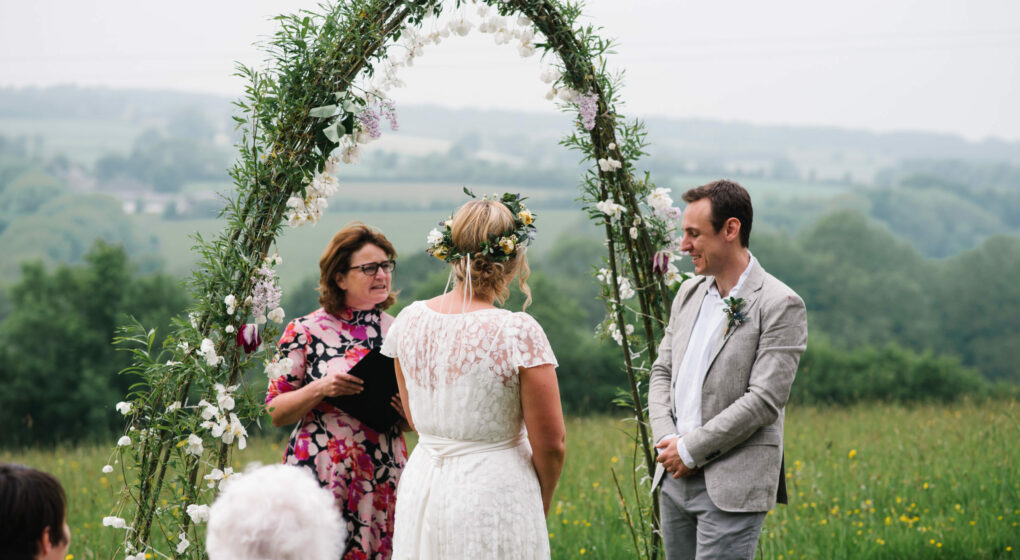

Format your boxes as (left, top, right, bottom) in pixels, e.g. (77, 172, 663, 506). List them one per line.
(380, 307, 404, 359)
(266, 320, 308, 404)
(511, 313, 558, 370)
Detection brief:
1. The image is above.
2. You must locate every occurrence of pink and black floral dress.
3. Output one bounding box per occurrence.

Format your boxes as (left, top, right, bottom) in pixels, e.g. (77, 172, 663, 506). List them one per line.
(267, 306, 407, 560)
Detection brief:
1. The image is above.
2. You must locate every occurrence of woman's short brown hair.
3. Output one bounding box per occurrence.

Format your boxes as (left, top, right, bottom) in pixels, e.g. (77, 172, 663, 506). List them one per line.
(318, 222, 397, 315)
(450, 199, 532, 309)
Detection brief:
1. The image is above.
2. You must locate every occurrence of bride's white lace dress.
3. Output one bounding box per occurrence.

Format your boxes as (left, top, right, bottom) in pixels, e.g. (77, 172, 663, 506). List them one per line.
(380, 301, 558, 559)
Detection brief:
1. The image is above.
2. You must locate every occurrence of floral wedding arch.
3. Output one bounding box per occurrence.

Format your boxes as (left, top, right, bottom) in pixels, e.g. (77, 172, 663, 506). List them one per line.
(105, 1, 688, 558)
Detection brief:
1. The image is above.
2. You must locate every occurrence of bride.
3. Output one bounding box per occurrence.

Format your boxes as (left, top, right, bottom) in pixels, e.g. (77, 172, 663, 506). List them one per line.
(380, 193, 565, 559)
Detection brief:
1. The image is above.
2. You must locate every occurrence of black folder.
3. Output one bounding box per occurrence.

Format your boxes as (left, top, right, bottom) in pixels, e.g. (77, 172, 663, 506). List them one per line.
(324, 349, 401, 433)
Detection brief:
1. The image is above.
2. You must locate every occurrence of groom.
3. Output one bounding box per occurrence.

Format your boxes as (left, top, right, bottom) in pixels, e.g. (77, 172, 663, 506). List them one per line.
(648, 180, 807, 559)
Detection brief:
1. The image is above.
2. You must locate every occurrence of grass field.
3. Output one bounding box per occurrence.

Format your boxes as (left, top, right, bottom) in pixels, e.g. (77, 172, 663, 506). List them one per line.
(3, 400, 1017, 559)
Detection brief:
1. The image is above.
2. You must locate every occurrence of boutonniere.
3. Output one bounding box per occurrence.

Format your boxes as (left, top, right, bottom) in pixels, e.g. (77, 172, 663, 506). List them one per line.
(723, 296, 747, 335)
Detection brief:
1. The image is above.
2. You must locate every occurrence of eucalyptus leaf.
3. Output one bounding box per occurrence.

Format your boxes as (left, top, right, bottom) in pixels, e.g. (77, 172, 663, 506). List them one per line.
(309, 104, 337, 118)
(322, 120, 345, 143)
(341, 99, 360, 113)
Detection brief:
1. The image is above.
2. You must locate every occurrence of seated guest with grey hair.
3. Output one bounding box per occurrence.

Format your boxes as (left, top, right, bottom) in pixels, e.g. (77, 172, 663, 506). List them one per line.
(206, 464, 347, 560)
(0, 463, 72, 560)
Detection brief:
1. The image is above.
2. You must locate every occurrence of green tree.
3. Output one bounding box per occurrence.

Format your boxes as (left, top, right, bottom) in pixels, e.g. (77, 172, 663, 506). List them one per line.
(868, 186, 1004, 257)
(787, 211, 937, 351)
(933, 235, 1020, 381)
(0, 242, 189, 446)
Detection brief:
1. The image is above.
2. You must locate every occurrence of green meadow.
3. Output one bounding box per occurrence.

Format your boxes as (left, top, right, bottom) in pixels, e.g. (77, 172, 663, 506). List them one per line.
(4, 401, 1017, 559)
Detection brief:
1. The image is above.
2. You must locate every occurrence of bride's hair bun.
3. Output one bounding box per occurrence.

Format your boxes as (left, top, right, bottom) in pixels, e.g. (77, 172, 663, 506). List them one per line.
(450, 200, 532, 308)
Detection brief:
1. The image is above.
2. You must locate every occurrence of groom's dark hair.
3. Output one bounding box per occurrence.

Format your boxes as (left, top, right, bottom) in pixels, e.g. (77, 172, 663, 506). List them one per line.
(682, 180, 753, 247)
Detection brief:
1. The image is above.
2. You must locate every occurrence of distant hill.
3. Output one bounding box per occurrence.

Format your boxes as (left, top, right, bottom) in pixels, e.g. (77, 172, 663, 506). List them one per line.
(3, 86, 1018, 174)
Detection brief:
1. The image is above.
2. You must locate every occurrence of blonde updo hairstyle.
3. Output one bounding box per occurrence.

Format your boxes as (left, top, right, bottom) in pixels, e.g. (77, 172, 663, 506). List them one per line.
(450, 199, 532, 309)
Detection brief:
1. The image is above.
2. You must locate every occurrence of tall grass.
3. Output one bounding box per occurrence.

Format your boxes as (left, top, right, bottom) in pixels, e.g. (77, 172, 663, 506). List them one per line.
(2, 401, 1017, 559)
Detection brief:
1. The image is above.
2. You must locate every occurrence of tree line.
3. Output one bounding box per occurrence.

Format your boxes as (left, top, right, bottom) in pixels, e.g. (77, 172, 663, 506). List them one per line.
(1, 207, 1018, 446)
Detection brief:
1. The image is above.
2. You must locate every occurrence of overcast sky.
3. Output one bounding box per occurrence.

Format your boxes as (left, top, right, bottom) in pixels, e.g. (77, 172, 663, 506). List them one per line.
(2, 0, 1019, 141)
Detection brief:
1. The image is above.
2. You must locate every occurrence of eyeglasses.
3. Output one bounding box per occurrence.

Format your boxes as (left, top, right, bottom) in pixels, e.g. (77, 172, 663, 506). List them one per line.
(346, 260, 396, 276)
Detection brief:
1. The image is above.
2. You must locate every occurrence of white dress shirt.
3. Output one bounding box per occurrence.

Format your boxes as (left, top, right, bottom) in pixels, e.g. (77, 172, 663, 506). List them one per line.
(671, 253, 757, 467)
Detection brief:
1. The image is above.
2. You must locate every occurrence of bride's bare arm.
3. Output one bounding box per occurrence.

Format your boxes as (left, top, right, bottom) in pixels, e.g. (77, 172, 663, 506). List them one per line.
(394, 358, 416, 432)
(520, 363, 566, 517)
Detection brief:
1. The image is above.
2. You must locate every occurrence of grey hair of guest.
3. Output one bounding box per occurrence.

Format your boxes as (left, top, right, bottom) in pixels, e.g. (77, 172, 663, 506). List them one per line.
(206, 464, 347, 560)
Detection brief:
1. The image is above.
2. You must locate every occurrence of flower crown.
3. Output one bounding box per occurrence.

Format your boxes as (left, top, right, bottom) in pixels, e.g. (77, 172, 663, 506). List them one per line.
(426, 188, 537, 262)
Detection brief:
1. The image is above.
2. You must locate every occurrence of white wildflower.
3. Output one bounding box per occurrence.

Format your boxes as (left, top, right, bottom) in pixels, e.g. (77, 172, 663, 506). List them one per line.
(596, 199, 625, 220)
(324, 155, 340, 175)
(102, 464, 114, 474)
(203, 467, 235, 489)
(598, 157, 623, 172)
(186, 503, 211, 523)
(452, 17, 472, 36)
(608, 322, 635, 346)
(618, 277, 636, 300)
(630, 227, 639, 239)
(115, 401, 132, 415)
(198, 399, 218, 421)
(224, 325, 235, 334)
(427, 228, 443, 245)
(224, 294, 236, 315)
(199, 338, 221, 367)
(268, 306, 286, 323)
(215, 383, 236, 412)
(540, 67, 561, 84)
(184, 434, 204, 457)
(341, 144, 361, 164)
(102, 516, 127, 529)
(222, 413, 248, 449)
(647, 187, 673, 213)
(167, 401, 181, 412)
(117, 435, 131, 447)
(176, 533, 190, 554)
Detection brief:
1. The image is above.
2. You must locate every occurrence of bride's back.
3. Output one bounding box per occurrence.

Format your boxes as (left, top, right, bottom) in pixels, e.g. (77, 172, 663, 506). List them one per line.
(386, 301, 555, 442)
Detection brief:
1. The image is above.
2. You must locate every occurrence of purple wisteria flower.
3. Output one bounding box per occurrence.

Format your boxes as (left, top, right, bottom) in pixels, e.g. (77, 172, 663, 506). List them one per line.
(577, 91, 598, 131)
(251, 265, 281, 320)
(358, 107, 382, 139)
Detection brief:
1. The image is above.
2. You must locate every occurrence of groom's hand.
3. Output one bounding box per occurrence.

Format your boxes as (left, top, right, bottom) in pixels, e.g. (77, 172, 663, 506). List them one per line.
(655, 437, 696, 478)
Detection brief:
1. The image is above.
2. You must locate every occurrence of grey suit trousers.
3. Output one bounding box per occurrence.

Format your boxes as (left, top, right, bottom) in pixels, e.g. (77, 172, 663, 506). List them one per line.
(660, 473, 767, 560)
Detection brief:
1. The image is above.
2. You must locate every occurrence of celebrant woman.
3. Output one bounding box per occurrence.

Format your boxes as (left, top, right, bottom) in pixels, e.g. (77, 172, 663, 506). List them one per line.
(266, 222, 409, 560)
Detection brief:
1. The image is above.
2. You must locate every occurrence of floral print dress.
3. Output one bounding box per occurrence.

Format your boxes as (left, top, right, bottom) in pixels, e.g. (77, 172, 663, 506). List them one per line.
(267, 307, 407, 560)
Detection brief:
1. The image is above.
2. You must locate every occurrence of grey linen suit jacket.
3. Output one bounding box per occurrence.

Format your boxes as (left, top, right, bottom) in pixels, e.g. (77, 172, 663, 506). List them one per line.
(648, 262, 807, 513)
